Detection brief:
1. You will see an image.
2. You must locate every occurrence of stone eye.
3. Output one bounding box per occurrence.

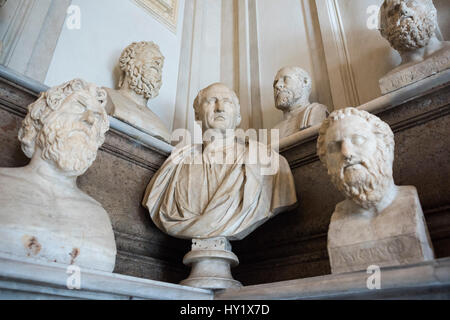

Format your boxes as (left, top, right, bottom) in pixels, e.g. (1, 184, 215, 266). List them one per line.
(327, 141, 341, 154)
(352, 135, 366, 146)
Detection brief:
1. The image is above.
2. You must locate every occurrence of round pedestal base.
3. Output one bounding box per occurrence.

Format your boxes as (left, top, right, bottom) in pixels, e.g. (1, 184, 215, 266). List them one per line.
(180, 238, 242, 290)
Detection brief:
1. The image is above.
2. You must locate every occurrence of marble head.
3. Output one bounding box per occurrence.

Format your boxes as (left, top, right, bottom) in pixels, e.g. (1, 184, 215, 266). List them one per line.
(379, 0, 438, 53)
(18, 79, 109, 177)
(118, 41, 164, 100)
(193, 83, 242, 132)
(273, 66, 312, 111)
(317, 108, 395, 209)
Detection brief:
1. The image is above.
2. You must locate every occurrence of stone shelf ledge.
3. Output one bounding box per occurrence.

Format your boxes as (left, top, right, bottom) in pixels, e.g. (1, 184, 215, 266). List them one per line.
(216, 258, 450, 300)
(0, 65, 174, 156)
(0, 253, 213, 300)
(276, 69, 450, 153)
(2, 253, 448, 299)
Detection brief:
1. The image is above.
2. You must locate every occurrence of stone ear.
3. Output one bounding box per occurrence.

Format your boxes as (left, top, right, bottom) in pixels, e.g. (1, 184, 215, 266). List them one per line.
(118, 74, 125, 89)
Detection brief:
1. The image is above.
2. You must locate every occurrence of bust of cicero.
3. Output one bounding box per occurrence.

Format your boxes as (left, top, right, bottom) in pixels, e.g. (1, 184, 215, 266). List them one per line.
(143, 83, 298, 241)
(273, 66, 328, 138)
(379, 0, 450, 73)
(0, 79, 117, 272)
(104, 41, 171, 143)
(317, 108, 434, 273)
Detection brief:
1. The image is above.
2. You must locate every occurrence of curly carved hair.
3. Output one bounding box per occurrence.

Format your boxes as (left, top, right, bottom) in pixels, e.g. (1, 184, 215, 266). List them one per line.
(317, 107, 395, 165)
(379, 0, 437, 52)
(18, 79, 108, 158)
(118, 41, 164, 99)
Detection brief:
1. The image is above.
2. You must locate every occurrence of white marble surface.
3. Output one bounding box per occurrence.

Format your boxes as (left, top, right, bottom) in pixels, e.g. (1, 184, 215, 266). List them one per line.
(0, 253, 213, 300)
(379, 0, 450, 93)
(317, 108, 434, 273)
(277, 69, 450, 152)
(105, 41, 171, 143)
(0, 79, 117, 272)
(216, 258, 450, 300)
(273, 67, 328, 138)
(143, 83, 297, 241)
(0, 65, 174, 155)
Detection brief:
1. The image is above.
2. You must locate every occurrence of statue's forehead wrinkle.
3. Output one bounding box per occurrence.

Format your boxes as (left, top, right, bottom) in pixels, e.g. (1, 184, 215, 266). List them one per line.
(326, 117, 372, 141)
(203, 87, 234, 98)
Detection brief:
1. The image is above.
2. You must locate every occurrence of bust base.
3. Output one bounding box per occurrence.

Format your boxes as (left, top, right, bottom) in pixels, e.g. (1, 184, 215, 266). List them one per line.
(328, 186, 434, 274)
(180, 237, 242, 290)
(379, 46, 450, 95)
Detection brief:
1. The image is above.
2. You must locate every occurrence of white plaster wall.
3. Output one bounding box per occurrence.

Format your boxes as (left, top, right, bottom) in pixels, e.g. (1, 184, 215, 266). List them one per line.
(45, 0, 185, 131)
(256, 0, 332, 130)
(316, 0, 450, 109)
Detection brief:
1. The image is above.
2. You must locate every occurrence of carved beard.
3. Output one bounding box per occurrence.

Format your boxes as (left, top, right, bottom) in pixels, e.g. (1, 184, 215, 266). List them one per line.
(127, 64, 161, 100)
(276, 89, 299, 110)
(38, 118, 101, 176)
(386, 13, 436, 52)
(329, 146, 393, 209)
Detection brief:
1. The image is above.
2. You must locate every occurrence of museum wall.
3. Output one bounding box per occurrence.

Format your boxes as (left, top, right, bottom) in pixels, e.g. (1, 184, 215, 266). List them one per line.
(316, 0, 450, 109)
(45, 0, 185, 133)
(0, 0, 71, 82)
(2, 0, 449, 134)
(0, 0, 185, 133)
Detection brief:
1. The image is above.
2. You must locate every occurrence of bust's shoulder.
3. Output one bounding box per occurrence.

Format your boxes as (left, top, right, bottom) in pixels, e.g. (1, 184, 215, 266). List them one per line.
(395, 185, 419, 202)
(309, 103, 329, 115)
(0, 167, 30, 184)
(332, 199, 358, 221)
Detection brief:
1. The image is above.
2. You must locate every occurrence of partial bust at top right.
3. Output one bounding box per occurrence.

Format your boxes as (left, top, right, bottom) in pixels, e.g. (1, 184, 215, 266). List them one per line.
(378, 0, 449, 94)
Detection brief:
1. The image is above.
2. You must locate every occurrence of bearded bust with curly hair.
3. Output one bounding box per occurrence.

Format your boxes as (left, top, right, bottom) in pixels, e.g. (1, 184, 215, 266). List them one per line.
(378, 0, 450, 93)
(0, 79, 117, 272)
(104, 41, 171, 143)
(317, 107, 434, 274)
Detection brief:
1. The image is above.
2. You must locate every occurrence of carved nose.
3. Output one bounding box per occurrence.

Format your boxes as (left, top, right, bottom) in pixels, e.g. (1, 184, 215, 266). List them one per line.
(341, 140, 354, 160)
(275, 80, 284, 90)
(215, 101, 225, 112)
(399, 2, 409, 15)
(83, 110, 96, 125)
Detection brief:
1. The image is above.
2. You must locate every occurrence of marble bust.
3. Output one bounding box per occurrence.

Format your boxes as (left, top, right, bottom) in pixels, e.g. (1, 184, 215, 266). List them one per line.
(143, 83, 297, 289)
(379, 0, 450, 93)
(317, 107, 434, 274)
(0, 79, 117, 272)
(273, 67, 328, 138)
(104, 41, 171, 143)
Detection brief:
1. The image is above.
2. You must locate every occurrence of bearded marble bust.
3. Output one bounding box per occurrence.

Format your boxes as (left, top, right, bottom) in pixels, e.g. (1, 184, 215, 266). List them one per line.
(273, 67, 328, 138)
(104, 41, 171, 143)
(317, 108, 434, 274)
(378, 0, 450, 93)
(0, 79, 117, 272)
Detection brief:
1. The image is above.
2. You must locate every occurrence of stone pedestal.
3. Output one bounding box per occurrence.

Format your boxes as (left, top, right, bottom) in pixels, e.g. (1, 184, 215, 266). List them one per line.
(180, 237, 242, 290)
(379, 46, 450, 95)
(328, 186, 435, 274)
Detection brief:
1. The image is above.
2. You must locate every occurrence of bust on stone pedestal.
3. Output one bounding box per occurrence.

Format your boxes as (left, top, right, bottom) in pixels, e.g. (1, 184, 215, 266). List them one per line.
(273, 67, 328, 138)
(317, 108, 434, 274)
(378, 0, 450, 94)
(0, 79, 117, 272)
(143, 83, 298, 289)
(104, 41, 171, 143)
